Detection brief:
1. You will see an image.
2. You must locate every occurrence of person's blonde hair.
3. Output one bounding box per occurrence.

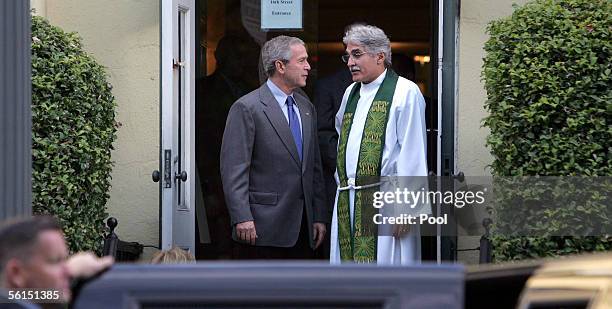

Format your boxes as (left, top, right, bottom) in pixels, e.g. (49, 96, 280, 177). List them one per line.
(151, 246, 195, 264)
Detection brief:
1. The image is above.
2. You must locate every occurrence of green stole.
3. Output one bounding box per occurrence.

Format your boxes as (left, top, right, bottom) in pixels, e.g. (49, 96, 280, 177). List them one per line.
(336, 69, 399, 263)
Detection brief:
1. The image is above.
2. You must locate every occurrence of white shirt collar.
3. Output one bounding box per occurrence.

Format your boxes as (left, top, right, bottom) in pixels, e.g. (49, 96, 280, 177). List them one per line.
(266, 79, 294, 107)
(361, 69, 387, 91)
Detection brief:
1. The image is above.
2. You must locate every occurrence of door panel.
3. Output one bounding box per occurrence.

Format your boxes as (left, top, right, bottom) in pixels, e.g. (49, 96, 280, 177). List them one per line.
(160, 0, 196, 252)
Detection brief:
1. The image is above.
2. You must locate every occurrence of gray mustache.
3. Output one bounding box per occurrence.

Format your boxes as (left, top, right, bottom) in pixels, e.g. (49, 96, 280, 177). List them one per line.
(350, 66, 361, 72)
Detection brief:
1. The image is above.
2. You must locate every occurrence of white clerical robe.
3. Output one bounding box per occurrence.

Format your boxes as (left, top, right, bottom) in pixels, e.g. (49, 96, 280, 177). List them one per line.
(330, 69, 430, 265)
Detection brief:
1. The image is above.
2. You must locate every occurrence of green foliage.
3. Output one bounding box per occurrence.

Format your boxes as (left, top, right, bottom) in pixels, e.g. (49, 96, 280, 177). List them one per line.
(489, 176, 611, 261)
(481, 0, 612, 261)
(31, 16, 117, 253)
(490, 236, 612, 261)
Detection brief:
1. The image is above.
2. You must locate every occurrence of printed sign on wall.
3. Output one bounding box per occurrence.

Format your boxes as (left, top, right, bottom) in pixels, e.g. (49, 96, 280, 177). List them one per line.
(261, 0, 302, 30)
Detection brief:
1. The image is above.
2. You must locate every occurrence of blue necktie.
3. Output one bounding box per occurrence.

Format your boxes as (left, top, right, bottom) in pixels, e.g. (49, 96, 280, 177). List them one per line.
(286, 96, 302, 161)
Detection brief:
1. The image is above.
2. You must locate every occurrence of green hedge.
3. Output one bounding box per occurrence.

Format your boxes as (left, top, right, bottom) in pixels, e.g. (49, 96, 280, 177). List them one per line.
(482, 0, 611, 261)
(31, 16, 117, 253)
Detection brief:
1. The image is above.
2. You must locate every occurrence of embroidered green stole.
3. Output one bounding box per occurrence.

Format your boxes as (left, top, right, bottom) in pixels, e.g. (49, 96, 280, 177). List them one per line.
(336, 70, 398, 263)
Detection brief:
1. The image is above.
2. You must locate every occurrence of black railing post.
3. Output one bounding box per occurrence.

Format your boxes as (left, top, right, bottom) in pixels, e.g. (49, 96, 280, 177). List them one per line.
(103, 217, 119, 257)
(479, 218, 493, 263)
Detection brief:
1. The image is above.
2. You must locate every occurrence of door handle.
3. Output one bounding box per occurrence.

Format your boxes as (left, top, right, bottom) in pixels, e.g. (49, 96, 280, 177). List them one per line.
(453, 171, 465, 182)
(152, 170, 160, 182)
(175, 171, 187, 182)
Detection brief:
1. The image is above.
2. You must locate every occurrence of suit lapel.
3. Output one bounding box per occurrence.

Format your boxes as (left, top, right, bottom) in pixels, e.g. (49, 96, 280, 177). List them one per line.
(259, 84, 301, 167)
(295, 95, 311, 173)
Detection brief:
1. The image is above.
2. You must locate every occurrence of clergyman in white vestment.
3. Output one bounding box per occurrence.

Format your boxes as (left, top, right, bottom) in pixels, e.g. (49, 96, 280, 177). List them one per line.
(330, 24, 430, 265)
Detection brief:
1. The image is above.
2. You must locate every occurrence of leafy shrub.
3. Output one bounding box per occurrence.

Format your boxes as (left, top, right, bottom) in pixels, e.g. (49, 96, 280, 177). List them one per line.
(31, 16, 117, 253)
(482, 0, 611, 261)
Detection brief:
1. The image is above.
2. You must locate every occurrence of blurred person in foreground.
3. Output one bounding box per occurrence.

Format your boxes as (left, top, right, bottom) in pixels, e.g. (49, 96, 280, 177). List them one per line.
(0, 215, 113, 308)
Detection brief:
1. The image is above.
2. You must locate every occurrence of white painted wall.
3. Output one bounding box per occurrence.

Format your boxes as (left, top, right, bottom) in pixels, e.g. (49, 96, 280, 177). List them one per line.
(456, 0, 528, 176)
(31, 0, 47, 16)
(32, 0, 161, 260)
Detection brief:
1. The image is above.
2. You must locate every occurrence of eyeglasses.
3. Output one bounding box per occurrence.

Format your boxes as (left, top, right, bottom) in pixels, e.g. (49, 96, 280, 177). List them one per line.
(341, 50, 367, 63)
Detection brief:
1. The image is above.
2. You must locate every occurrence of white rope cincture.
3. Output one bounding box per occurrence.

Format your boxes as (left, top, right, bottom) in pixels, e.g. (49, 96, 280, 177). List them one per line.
(337, 177, 392, 191)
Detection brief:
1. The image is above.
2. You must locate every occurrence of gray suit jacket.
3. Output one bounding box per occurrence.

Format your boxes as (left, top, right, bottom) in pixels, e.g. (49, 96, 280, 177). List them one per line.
(220, 83, 328, 248)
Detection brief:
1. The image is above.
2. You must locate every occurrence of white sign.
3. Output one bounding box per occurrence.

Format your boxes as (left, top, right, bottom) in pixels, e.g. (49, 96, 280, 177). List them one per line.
(261, 0, 302, 30)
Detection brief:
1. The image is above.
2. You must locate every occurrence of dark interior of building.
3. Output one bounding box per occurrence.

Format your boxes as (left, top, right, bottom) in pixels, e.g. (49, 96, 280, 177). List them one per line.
(194, 0, 436, 260)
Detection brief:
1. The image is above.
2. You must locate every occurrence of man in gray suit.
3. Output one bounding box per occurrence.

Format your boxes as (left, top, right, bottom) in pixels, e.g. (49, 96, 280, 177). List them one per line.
(220, 36, 328, 259)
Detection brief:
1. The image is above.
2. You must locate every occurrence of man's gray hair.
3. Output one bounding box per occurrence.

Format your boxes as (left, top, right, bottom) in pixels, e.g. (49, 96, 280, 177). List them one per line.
(343, 24, 392, 67)
(261, 35, 305, 78)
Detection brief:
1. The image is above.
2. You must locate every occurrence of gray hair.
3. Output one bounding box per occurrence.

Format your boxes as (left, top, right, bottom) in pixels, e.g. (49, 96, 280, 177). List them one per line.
(343, 24, 392, 67)
(261, 35, 305, 78)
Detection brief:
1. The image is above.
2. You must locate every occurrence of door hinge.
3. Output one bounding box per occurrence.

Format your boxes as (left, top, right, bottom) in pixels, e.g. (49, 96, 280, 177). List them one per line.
(172, 58, 185, 69)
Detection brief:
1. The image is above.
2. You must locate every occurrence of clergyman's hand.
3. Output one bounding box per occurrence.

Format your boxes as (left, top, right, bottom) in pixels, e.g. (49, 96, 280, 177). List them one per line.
(313, 223, 327, 249)
(236, 221, 257, 245)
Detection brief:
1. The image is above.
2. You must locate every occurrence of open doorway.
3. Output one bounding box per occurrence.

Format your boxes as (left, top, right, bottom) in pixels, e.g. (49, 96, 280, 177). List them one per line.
(194, 0, 437, 260)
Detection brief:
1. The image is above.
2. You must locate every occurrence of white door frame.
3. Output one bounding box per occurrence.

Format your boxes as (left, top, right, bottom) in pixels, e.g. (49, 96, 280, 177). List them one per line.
(436, 0, 444, 264)
(437, 0, 460, 263)
(160, 0, 196, 252)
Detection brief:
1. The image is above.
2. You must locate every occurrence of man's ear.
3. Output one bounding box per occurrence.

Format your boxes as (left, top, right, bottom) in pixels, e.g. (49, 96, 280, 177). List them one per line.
(275, 60, 285, 74)
(378, 53, 385, 65)
(4, 259, 28, 288)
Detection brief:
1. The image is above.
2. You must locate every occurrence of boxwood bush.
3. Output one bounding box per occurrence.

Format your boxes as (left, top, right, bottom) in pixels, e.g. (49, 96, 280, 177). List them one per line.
(482, 0, 611, 261)
(31, 16, 117, 253)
